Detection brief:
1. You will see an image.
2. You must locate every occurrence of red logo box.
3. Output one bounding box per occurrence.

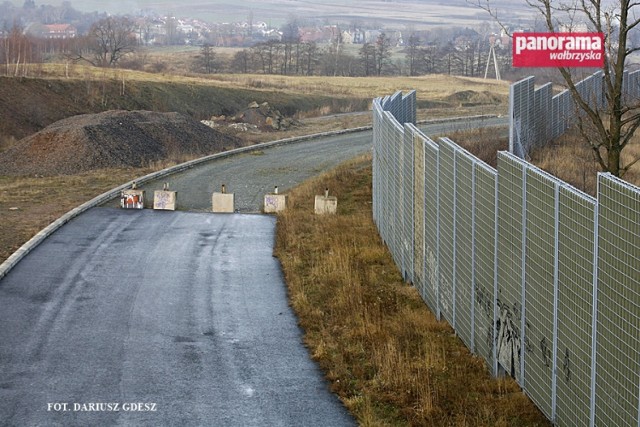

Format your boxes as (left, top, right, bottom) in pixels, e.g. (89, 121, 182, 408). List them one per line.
(512, 32, 604, 68)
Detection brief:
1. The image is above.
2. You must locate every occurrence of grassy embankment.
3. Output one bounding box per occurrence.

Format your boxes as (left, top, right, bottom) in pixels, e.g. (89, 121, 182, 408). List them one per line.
(274, 153, 551, 426)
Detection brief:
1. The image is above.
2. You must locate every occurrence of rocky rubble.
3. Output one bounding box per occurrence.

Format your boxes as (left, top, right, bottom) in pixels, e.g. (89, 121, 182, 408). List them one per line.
(203, 101, 298, 133)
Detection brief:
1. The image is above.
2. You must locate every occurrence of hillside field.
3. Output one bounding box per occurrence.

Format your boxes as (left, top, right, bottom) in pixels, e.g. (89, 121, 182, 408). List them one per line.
(6, 0, 533, 29)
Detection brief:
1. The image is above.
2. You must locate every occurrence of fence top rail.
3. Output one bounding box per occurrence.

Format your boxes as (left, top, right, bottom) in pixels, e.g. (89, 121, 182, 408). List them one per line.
(598, 172, 640, 193)
(441, 135, 500, 171)
(405, 123, 439, 149)
(384, 111, 404, 132)
(498, 150, 605, 202)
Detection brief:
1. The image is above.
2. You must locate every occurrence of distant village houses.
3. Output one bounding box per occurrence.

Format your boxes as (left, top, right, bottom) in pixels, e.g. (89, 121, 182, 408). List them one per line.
(26, 23, 77, 39)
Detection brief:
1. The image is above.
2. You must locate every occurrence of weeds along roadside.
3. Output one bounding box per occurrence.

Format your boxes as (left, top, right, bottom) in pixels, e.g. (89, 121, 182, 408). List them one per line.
(273, 154, 550, 426)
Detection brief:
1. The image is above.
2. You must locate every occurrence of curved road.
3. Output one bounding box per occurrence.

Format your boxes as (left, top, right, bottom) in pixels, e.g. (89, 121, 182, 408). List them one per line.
(103, 116, 507, 212)
(0, 117, 507, 426)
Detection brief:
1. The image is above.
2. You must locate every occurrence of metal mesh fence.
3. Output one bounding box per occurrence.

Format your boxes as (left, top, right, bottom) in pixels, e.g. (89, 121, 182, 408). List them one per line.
(594, 174, 640, 427)
(438, 138, 457, 326)
(523, 167, 561, 419)
(452, 141, 475, 350)
(496, 152, 527, 383)
(402, 124, 415, 282)
(423, 135, 440, 317)
(372, 92, 640, 427)
(555, 186, 596, 427)
(474, 162, 498, 374)
(413, 127, 426, 299)
(510, 71, 609, 158)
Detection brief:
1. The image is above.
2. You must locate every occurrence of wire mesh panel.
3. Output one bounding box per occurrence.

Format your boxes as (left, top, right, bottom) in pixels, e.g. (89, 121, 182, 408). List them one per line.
(386, 112, 405, 269)
(474, 162, 498, 374)
(402, 91, 417, 125)
(533, 83, 553, 148)
(558, 90, 568, 136)
(438, 138, 457, 326)
(551, 95, 560, 140)
(379, 109, 394, 250)
(509, 76, 535, 158)
(523, 167, 560, 420)
(594, 174, 640, 427)
(372, 99, 383, 227)
(402, 124, 415, 282)
(496, 152, 527, 384)
(413, 129, 426, 299)
(387, 91, 403, 122)
(423, 137, 440, 316)
(510, 71, 609, 155)
(452, 142, 476, 350)
(555, 186, 596, 427)
(628, 70, 640, 102)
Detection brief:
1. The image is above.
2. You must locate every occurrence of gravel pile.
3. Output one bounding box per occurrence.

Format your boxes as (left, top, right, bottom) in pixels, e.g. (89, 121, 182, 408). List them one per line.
(0, 110, 241, 176)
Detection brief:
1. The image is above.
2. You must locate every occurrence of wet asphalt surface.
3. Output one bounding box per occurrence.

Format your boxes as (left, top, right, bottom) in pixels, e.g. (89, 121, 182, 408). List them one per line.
(0, 209, 355, 426)
(0, 118, 507, 426)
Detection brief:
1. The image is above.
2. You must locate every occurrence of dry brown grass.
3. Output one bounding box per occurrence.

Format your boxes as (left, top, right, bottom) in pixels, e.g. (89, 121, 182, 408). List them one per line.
(274, 154, 551, 426)
(0, 167, 154, 263)
(442, 125, 510, 169)
(530, 130, 640, 196)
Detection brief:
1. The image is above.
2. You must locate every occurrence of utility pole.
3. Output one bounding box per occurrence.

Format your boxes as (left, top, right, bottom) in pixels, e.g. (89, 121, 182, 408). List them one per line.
(484, 42, 501, 80)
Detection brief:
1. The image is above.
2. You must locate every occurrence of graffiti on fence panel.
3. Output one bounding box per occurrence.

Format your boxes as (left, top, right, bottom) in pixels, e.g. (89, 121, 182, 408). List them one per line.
(540, 337, 553, 368)
(426, 247, 438, 298)
(475, 285, 494, 358)
(495, 299, 532, 382)
(562, 347, 572, 382)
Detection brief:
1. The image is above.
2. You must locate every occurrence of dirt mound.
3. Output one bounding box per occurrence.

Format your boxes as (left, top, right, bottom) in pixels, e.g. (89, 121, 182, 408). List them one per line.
(445, 90, 506, 106)
(0, 110, 241, 176)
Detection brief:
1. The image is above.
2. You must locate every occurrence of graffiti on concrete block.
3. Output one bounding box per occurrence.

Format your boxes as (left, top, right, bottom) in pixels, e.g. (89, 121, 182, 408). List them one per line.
(121, 189, 144, 209)
(264, 194, 286, 213)
(265, 195, 278, 209)
(153, 190, 177, 211)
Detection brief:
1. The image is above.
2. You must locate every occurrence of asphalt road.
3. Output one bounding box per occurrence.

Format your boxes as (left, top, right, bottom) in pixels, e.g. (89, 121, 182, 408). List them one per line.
(102, 116, 507, 212)
(0, 208, 355, 426)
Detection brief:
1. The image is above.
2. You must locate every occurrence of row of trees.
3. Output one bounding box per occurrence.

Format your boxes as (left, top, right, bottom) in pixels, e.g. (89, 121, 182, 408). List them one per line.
(2, 16, 511, 79)
(194, 35, 509, 78)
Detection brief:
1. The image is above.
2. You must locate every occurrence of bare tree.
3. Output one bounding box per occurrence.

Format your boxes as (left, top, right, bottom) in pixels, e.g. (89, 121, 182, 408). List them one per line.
(2, 24, 37, 76)
(360, 42, 377, 76)
(71, 16, 137, 67)
(301, 41, 319, 76)
(405, 33, 422, 76)
(472, 0, 640, 178)
(231, 49, 251, 73)
(375, 32, 392, 76)
(192, 44, 219, 74)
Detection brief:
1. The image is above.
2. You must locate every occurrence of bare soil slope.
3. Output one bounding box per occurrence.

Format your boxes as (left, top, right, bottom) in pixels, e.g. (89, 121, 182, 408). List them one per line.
(0, 110, 241, 176)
